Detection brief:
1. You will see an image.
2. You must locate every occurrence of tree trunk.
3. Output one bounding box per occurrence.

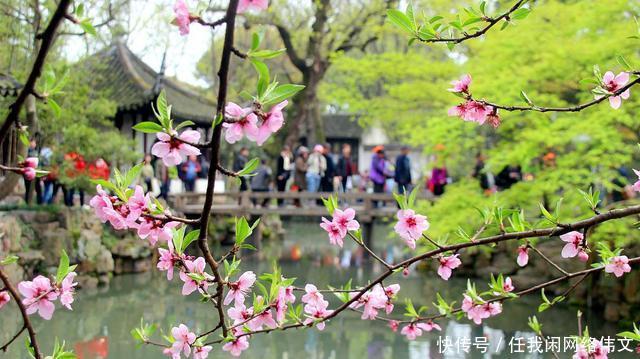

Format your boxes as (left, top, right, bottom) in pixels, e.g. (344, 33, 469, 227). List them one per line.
(0, 95, 36, 201)
(285, 64, 327, 148)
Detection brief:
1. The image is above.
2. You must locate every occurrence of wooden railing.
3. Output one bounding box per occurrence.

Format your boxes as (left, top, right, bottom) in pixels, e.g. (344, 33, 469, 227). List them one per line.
(169, 191, 435, 220)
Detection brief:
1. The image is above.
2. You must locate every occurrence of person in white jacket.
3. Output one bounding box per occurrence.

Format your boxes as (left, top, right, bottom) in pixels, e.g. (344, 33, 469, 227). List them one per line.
(306, 144, 327, 193)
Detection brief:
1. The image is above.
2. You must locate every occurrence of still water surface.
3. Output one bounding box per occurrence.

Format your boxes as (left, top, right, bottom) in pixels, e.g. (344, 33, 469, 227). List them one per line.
(2, 221, 635, 358)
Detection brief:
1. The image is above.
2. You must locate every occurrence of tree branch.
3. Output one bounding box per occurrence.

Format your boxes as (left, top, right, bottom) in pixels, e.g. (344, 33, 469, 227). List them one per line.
(0, 269, 41, 358)
(422, 0, 528, 44)
(0, 0, 72, 145)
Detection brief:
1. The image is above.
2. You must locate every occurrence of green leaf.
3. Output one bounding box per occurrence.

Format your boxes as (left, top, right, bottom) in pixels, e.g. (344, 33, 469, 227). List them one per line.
(0, 255, 19, 266)
(510, 8, 531, 20)
(133, 121, 164, 133)
(235, 217, 257, 244)
(519, 90, 533, 105)
(479, 1, 486, 15)
(616, 55, 633, 71)
(387, 9, 415, 34)
(251, 32, 261, 51)
(538, 203, 556, 224)
(174, 120, 195, 131)
(237, 158, 260, 177)
(187, 273, 206, 282)
(56, 250, 70, 284)
(262, 84, 305, 107)
(182, 230, 200, 252)
(79, 20, 97, 36)
(249, 49, 286, 59)
(251, 59, 270, 98)
(75, 3, 85, 17)
(91, 179, 116, 191)
(156, 90, 170, 127)
(48, 98, 61, 117)
(124, 163, 144, 189)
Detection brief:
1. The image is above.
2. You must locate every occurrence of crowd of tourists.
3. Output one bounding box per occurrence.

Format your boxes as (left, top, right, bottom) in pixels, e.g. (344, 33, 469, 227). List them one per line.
(228, 143, 451, 207)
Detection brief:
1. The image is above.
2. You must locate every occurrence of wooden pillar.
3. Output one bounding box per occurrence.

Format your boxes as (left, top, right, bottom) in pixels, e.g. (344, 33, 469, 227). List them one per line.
(362, 195, 374, 259)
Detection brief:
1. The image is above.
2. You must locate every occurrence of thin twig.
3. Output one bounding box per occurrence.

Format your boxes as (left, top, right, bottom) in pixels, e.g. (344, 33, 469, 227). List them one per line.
(0, 269, 41, 358)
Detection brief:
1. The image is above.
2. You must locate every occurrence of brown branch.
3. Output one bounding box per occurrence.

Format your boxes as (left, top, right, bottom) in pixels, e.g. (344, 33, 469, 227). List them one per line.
(476, 76, 640, 113)
(0, 269, 41, 358)
(194, 15, 227, 29)
(216, 164, 238, 178)
(141, 213, 201, 225)
(346, 232, 391, 269)
(274, 24, 308, 72)
(529, 245, 569, 276)
(421, 0, 528, 44)
(195, 0, 240, 340)
(0, 0, 72, 145)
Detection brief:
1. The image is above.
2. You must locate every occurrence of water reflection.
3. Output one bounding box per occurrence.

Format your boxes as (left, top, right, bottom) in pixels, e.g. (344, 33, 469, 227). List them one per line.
(1, 221, 635, 358)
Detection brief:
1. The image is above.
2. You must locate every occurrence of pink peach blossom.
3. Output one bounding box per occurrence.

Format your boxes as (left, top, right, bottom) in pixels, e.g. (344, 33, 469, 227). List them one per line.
(448, 74, 472, 93)
(224, 271, 256, 305)
(0, 291, 10, 309)
(151, 130, 201, 166)
(193, 345, 213, 359)
(601, 71, 630, 109)
(157, 240, 182, 280)
(437, 254, 462, 280)
(332, 208, 360, 233)
(171, 324, 195, 356)
(389, 320, 399, 332)
(59, 272, 77, 310)
(22, 167, 36, 180)
(222, 337, 249, 357)
(319, 217, 345, 247)
(605, 255, 631, 278)
(179, 257, 209, 295)
(254, 100, 287, 146)
(237, 0, 269, 13)
(249, 309, 277, 330)
(173, 0, 191, 36)
(223, 102, 259, 144)
(503, 277, 514, 293)
(517, 245, 529, 267)
(138, 219, 179, 246)
(301, 284, 324, 307)
(394, 209, 429, 249)
(400, 323, 422, 340)
(228, 302, 254, 324)
(89, 185, 115, 223)
(632, 169, 640, 192)
(560, 231, 584, 258)
(24, 157, 38, 168)
(417, 321, 442, 332)
(303, 299, 332, 331)
(18, 275, 58, 320)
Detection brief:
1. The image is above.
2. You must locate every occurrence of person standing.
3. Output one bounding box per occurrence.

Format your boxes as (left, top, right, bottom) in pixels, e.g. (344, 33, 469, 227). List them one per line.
(394, 146, 412, 194)
(306, 144, 327, 193)
(293, 146, 309, 207)
(181, 155, 201, 192)
(141, 154, 155, 192)
(427, 160, 449, 196)
(275, 145, 293, 206)
(369, 146, 388, 194)
(320, 143, 336, 193)
(336, 144, 355, 192)
(233, 147, 250, 193)
(155, 159, 171, 200)
(251, 158, 272, 207)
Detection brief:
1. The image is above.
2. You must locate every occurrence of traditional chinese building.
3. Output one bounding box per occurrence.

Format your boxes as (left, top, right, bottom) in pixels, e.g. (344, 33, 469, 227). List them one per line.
(88, 41, 216, 156)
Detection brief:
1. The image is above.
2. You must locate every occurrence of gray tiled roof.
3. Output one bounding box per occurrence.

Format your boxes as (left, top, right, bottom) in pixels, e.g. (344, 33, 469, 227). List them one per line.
(323, 114, 363, 139)
(89, 42, 216, 125)
(0, 73, 21, 97)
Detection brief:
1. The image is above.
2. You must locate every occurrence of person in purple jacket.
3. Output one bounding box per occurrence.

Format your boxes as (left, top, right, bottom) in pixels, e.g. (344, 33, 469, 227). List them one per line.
(369, 146, 388, 194)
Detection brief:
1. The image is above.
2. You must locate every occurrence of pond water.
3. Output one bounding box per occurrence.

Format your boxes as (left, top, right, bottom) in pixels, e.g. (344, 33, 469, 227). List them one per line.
(2, 221, 636, 358)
